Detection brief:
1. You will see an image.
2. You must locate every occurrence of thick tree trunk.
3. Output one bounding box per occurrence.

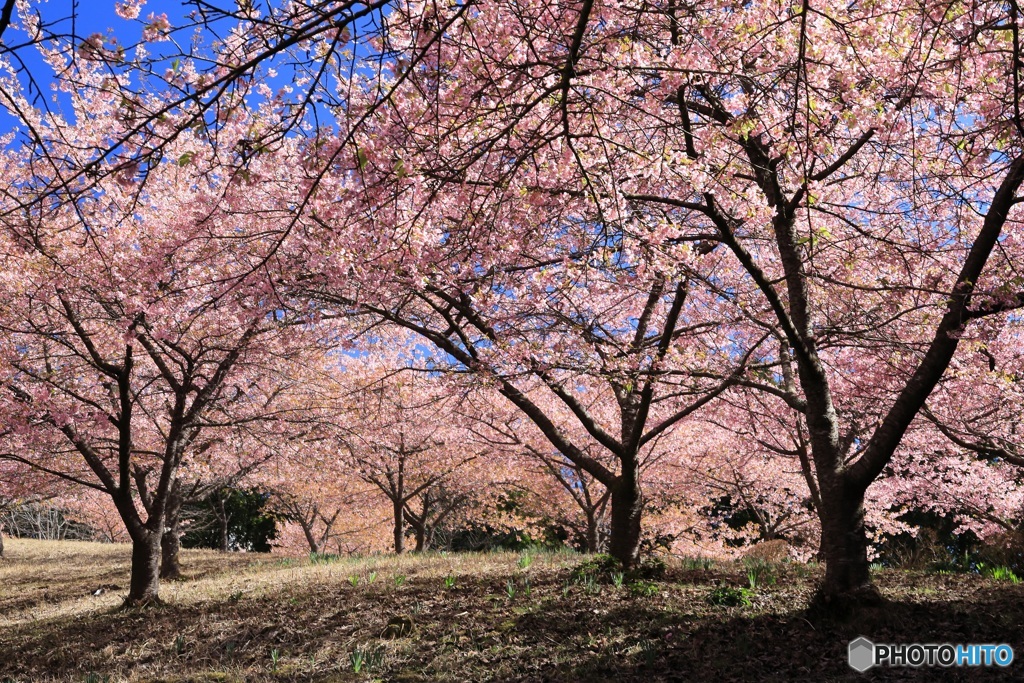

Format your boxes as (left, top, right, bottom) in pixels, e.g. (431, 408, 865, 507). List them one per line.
(812, 482, 881, 613)
(0, 527, 5, 557)
(160, 483, 183, 580)
(607, 479, 642, 568)
(128, 529, 163, 606)
(160, 526, 182, 580)
(393, 499, 405, 554)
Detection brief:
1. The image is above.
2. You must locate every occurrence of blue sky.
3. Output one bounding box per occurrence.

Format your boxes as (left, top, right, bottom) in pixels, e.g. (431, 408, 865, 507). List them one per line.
(0, 0, 324, 136)
(1, 1, 199, 135)
(1, 1, 393, 147)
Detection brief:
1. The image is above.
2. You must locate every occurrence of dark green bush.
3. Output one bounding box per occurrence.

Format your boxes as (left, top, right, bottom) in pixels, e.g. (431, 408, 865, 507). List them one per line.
(708, 586, 752, 607)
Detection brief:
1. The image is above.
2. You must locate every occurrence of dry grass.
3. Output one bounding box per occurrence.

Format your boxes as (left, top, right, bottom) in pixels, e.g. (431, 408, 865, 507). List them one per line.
(2, 539, 1023, 682)
(0, 539, 257, 626)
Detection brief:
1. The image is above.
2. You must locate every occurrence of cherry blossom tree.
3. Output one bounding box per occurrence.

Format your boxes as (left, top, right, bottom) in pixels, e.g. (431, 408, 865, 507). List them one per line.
(270, 475, 384, 555)
(158, 433, 277, 579)
(4, 0, 1024, 614)
(0, 246, 291, 602)
(299, 162, 756, 568)
(285, 0, 1024, 607)
(320, 348, 504, 553)
(261, 406, 390, 556)
(0, 102, 312, 602)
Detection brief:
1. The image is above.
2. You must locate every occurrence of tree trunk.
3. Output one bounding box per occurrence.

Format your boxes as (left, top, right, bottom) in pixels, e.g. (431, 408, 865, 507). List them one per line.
(812, 482, 881, 613)
(128, 529, 163, 606)
(607, 478, 642, 568)
(160, 526, 182, 580)
(585, 511, 601, 553)
(160, 483, 183, 580)
(414, 523, 427, 552)
(393, 499, 405, 554)
(300, 519, 322, 554)
(215, 495, 229, 551)
(0, 527, 5, 557)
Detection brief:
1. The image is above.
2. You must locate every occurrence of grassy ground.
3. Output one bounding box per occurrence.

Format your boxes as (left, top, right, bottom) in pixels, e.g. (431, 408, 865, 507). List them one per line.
(1, 538, 1023, 682)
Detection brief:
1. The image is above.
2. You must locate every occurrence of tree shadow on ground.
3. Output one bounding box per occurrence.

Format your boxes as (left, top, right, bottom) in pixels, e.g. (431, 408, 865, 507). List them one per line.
(548, 590, 1024, 682)
(3, 559, 1024, 682)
